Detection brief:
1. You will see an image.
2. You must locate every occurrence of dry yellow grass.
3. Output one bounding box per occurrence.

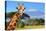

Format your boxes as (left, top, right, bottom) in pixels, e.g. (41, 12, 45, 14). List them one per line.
(16, 25, 45, 30)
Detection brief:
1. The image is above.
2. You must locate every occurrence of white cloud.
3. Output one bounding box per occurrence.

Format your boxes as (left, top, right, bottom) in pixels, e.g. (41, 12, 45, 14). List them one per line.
(30, 15, 44, 19)
(28, 8, 38, 12)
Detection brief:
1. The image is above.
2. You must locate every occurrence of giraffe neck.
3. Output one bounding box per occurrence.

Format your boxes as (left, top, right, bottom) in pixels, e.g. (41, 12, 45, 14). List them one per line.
(7, 13, 22, 30)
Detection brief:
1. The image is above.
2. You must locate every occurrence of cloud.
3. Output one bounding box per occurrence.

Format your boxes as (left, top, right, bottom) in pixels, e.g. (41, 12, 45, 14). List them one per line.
(30, 15, 44, 19)
(28, 8, 38, 12)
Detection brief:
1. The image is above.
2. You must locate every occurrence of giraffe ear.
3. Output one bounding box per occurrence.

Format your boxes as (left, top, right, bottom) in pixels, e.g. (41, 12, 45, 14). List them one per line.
(24, 8, 25, 9)
(16, 7, 18, 9)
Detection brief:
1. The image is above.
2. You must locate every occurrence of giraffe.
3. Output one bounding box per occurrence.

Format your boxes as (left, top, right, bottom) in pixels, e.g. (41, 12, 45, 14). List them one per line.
(6, 4, 25, 30)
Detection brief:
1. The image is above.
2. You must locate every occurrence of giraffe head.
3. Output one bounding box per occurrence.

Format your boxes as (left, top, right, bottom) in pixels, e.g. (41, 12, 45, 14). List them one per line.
(16, 4, 25, 15)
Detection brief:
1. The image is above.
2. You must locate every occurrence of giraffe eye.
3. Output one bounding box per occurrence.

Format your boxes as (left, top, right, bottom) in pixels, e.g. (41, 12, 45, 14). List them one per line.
(23, 9, 24, 11)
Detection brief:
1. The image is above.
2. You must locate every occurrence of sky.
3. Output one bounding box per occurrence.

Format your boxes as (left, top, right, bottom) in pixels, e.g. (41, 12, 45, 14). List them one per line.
(6, 1, 45, 18)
